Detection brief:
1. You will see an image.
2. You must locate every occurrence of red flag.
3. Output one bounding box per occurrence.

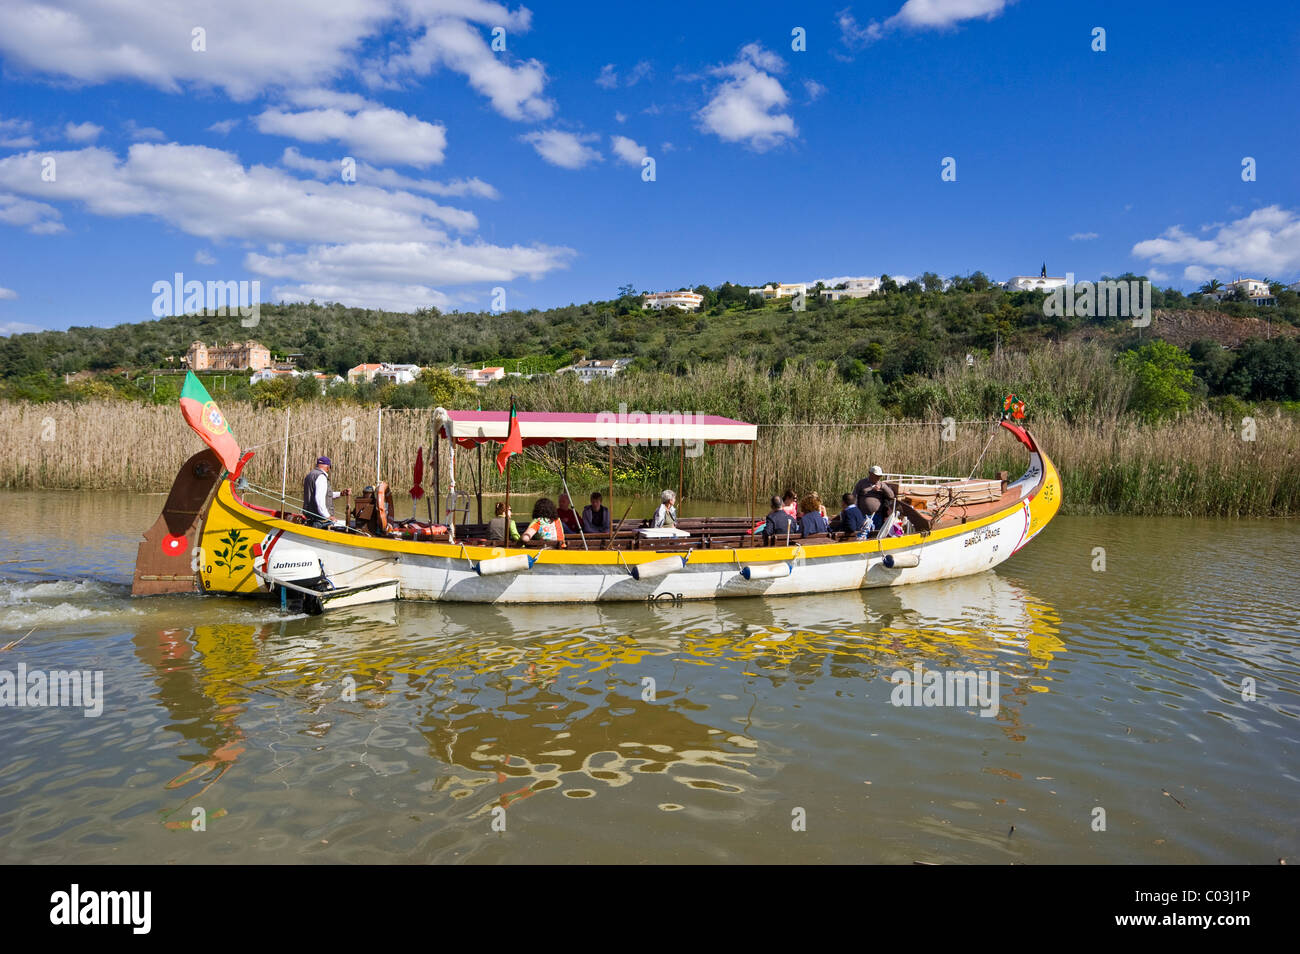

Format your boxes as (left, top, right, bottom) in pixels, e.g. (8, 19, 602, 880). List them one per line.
(410, 445, 425, 500)
(496, 401, 522, 473)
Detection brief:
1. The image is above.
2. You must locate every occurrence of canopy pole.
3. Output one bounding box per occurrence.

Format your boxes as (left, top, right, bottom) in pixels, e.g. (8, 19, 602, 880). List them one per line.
(447, 441, 456, 540)
(749, 440, 757, 548)
(678, 443, 685, 518)
(504, 453, 510, 538)
(476, 443, 483, 524)
(279, 407, 291, 515)
(558, 465, 588, 551)
(375, 407, 383, 484)
(608, 444, 614, 535)
(432, 427, 440, 524)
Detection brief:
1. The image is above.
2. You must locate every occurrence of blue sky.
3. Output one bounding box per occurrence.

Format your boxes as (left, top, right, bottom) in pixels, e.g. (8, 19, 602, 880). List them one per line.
(1, 0, 1297, 335)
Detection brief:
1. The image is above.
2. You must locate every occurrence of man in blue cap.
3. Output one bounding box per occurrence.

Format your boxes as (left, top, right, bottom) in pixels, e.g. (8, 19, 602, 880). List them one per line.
(303, 456, 350, 528)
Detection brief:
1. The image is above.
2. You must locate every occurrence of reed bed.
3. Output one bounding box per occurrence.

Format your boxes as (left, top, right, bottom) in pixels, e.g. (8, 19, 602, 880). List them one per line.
(1, 400, 1296, 517)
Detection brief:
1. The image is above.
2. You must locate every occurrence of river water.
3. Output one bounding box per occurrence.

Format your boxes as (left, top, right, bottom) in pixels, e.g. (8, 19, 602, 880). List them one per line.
(0, 490, 1296, 864)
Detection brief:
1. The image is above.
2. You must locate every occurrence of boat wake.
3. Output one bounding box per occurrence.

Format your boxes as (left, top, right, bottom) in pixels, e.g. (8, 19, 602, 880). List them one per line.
(0, 577, 135, 630)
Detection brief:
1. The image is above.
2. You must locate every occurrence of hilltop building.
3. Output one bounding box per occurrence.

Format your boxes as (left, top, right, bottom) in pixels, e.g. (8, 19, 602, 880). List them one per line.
(750, 283, 807, 300)
(557, 358, 633, 382)
(348, 362, 421, 384)
(1204, 277, 1276, 306)
(643, 291, 704, 311)
(1006, 264, 1068, 293)
(250, 368, 343, 392)
(186, 340, 271, 371)
(819, 278, 882, 301)
(456, 366, 505, 386)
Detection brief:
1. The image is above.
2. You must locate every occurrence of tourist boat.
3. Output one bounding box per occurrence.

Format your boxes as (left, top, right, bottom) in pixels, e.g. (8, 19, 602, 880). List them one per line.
(133, 400, 1061, 610)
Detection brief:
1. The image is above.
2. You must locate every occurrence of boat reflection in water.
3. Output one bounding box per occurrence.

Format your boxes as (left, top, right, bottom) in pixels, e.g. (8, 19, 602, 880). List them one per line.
(134, 571, 1063, 826)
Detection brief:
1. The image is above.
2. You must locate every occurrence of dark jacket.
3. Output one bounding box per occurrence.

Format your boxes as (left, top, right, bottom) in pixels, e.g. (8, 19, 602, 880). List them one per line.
(763, 509, 797, 543)
(832, 504, 865, 534)
(800, 511, 830, 536)
(581, 504, 610, 533)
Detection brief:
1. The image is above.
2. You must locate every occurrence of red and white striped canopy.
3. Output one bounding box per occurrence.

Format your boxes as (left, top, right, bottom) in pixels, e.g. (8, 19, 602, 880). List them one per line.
(434, 408, 757, 448)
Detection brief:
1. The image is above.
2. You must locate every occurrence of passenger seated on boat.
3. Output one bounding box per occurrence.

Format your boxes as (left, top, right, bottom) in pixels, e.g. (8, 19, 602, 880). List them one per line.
(488, 501, 520, 543)
(652, 490, 678, 528)
(781, 490, 798, 518)
(581, 492, 610, 533)
(521, 498, 566, 546)
(830, 493, 865, 535)
(556, 493, 581, 533)
(763, 496, 797, 544)
(799, 492, 830, 536)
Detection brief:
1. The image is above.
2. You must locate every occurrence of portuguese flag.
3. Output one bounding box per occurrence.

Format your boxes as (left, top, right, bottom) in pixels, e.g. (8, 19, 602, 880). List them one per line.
(496, 398, 523, 473)
(179, 371, 241, 472)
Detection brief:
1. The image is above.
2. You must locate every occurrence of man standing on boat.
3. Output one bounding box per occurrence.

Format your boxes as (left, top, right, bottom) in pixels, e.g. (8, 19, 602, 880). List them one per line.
(853, 465, 895, 533)
(303, 456, 350, 528)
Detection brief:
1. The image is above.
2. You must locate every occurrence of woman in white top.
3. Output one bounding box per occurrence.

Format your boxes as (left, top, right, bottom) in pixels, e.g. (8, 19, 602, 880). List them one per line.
(652, 489, 677, 528)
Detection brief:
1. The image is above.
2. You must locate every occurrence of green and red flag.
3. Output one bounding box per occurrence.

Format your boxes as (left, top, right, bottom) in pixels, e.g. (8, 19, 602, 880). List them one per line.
(496, 399, 523, 473)
(179, 371, 241, 472)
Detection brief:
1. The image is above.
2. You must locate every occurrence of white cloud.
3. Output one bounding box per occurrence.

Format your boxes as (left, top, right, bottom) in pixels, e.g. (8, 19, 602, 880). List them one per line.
(889, 0, 1015, 29)
(1, 320, 42, 336)
(207, 119, 240, 135)
(0, 143, 569, 310)
(519, 130, 603, 169)
(255, 105, 448, 167)
(595, 60, 651, 89)
(610, 135, 647, 165)
(0, 192, 64, 234)
(1132, 206, 1300, 277)
(1069, 231, 1099, 241)
(0, 2, 554, 121)
(124, 121, 165, 141)
(0, 286, 17, 300)
(697, 44, 796, 151)
(804, 79, 827, 101)
(195, 249, 218, 265)
(614, 111, 627, 124)
(0, 0, 391, 100)
(0, 144, 477, 240)
(280, 146, 499, 198)
(248, 240, 571, 285)
(1147, 268, 1170, 282)
(0, 117, 37, 149)
(250, 239, 574, 311)
(376, 11, 553, 121)
(838, 1, 1015, 48)
(837, 10, 884, 48)
(64, 122, 102, 143)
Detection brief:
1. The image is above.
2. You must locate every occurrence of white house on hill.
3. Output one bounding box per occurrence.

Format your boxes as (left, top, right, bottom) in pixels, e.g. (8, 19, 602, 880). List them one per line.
(1006, 265, 1068, 292)
(557, 358, 633, 381)
(820, 277, 882, 301)
(643, 291, 704, 311)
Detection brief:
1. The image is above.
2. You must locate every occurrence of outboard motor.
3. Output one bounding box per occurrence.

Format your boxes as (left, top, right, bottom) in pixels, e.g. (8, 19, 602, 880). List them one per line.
(252, 533, 334, 615)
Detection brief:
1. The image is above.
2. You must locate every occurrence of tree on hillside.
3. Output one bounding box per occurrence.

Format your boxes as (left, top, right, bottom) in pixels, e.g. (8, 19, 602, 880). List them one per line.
(1118, 340, 1196, 421)
(1198, 279, 1223, 295)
